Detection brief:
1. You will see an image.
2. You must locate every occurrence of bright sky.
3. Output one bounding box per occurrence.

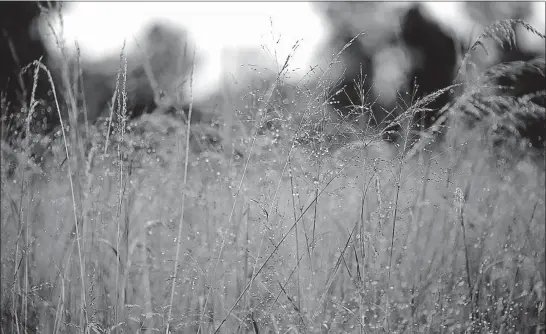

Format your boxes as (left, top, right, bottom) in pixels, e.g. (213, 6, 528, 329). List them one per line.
(40, 2, 329, 100)
(40, 2, 544, 101)
(52, 3, 325, 55)
(41, 1, 546, 61)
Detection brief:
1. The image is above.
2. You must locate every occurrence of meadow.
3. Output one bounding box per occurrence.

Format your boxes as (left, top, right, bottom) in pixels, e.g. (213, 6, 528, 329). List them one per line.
(1, 14, 545, 334)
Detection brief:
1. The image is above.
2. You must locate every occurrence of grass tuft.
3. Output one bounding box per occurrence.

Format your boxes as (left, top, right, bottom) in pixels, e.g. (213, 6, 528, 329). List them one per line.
(1, 12, 545, 334)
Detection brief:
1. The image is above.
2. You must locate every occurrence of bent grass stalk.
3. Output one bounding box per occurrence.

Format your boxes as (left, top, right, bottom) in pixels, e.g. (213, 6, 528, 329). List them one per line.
(27, 59, 89, 329)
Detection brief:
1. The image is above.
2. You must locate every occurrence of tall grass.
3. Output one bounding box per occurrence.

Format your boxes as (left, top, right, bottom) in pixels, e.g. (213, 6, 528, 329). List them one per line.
(1, 14, 545, 334)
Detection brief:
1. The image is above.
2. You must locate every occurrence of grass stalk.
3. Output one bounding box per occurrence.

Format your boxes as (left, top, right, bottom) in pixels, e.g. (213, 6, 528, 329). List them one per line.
(166, 46, 197, 334)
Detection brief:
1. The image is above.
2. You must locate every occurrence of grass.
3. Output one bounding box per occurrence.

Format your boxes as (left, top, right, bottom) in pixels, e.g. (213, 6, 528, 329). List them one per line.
(1, 13, 545, 334)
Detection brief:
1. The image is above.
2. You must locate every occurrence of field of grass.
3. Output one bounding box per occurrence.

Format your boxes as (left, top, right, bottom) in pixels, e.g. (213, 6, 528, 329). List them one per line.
(1, 17, 545, 334)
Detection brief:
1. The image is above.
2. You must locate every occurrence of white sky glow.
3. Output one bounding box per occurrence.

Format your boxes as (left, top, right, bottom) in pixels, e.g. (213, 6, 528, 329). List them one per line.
(40, 2, 329, 101)
(40, 2, 544, 102)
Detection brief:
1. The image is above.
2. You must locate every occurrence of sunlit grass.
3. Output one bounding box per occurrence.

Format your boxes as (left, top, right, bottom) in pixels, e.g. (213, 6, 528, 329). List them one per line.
(1, 13, 545, 334)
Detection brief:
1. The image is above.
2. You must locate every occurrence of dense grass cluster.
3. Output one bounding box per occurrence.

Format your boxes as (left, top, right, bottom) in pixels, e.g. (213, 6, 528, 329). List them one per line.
(1, 15, 545, 334)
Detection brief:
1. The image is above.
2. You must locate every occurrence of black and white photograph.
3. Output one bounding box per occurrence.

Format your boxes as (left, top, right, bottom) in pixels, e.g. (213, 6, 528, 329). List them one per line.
(1, 1, 545, 333)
